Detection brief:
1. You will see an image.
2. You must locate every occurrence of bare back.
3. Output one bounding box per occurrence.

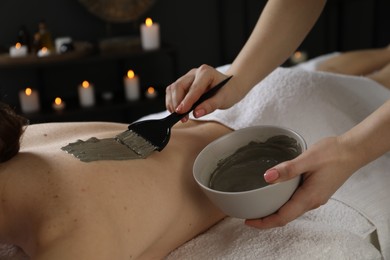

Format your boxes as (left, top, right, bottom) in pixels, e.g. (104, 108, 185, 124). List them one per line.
(0, 121, 231, 259)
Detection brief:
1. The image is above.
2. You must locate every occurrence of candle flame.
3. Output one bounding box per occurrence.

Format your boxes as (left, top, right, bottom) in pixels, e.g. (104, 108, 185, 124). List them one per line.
(294, 51, 302, 59)
(147, 86, 155, 94)
(15, 42, 22, 49)
(145, 18, 153, 27)
(41, 47, 48, 53)
(54, 97, 62, 105)
(127, 70, 135, 79)
(25, 88, 32, 96)
(82, 80, 90, 88)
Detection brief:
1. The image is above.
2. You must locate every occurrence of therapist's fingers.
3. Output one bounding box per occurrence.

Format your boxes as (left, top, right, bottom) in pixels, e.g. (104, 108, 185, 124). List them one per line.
(165, 69, 196, 113)
(246, 152, 320, 229)
(247, 137, 353, 229)
(264, 150, 312, 183)
(245, 165, 339, 230)
(245, 169, 333, 229)
(244, 184, 314, 229)
(166, 65, 231, 122)
(176, 65, 226, 117)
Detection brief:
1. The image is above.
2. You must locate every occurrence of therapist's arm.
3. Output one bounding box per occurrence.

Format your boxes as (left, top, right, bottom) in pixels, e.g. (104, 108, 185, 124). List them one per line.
(166, 0, 327, 119)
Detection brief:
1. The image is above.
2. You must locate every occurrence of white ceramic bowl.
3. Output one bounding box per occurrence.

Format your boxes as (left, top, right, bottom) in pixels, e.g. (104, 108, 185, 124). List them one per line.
(193, 125, 306, 219)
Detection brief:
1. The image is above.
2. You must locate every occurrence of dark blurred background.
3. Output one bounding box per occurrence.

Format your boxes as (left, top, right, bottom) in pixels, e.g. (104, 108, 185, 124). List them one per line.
(0, 0, 389, 123)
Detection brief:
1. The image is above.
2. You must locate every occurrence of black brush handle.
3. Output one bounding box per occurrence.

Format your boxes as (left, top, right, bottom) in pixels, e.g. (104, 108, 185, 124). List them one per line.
(162, 76, 233, 127)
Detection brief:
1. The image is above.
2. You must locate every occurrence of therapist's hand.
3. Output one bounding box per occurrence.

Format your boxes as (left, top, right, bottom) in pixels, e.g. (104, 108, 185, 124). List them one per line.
(245, 136, 358, 229)
(165, 65, 240, 122)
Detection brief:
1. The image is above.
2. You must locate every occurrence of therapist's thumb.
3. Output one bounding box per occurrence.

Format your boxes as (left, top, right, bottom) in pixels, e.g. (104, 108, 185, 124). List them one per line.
(264, 157, 306, 184)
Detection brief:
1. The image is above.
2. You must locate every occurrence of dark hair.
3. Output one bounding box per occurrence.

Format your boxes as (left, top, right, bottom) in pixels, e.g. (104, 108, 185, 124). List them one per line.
(0, 102, 27, 163)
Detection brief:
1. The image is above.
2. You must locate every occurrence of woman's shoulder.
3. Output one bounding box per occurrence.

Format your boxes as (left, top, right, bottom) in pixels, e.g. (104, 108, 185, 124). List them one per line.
(21, 121, 127, 151)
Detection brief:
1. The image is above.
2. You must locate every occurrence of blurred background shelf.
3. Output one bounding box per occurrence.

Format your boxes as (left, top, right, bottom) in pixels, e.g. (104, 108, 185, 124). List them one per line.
(24, 96, 166, 124)
(0, 45, 177, 123)
(0, 0, 388, 123)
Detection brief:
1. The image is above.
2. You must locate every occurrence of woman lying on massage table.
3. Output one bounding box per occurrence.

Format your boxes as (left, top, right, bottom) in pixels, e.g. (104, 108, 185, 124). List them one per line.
(0, 48, 390, 259)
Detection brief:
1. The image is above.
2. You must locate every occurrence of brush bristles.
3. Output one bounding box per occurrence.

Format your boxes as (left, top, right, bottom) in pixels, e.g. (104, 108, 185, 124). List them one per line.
(115, 130, 157, 158)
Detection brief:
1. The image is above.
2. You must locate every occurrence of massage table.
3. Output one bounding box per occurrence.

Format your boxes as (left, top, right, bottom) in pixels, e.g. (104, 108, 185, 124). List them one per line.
(1, 53, 389, 260)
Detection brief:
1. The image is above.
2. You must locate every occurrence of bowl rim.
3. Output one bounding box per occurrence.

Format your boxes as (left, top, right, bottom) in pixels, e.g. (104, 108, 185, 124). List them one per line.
(194, 174, 300, 195)
(193, 125, 306, 195)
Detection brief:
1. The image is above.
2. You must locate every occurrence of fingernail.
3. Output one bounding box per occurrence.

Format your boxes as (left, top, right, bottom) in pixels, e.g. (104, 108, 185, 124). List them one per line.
(194, 109, 206, 118)
(175, 103, 184, 113)
(264, 169, 279, 182)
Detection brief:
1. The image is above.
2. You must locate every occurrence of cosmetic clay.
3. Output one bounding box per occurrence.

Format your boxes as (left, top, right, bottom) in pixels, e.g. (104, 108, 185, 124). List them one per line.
(209, 135, 301, 192)
(62, 137, 146, 162)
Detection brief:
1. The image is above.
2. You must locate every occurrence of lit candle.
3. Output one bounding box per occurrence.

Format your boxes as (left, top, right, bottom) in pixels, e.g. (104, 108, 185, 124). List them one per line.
(9, 42, 28, 57)
(52, 97, 66, 111)
(124, 70, 140, 101)
(78, 80, 95, 107)
(145, 86, 158, 99)
(140, 18, 160, 51)
(290, 51, 308, 64)
(37, 47, 51, 57)
(19, 87, 40, 113)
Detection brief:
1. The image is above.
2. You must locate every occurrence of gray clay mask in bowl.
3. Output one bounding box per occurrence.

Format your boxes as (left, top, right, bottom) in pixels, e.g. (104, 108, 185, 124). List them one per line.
(193, 125, 306, 219)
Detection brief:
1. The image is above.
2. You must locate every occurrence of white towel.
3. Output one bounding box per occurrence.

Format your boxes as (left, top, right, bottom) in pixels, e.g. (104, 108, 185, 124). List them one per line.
(167, 199, 381, 260)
